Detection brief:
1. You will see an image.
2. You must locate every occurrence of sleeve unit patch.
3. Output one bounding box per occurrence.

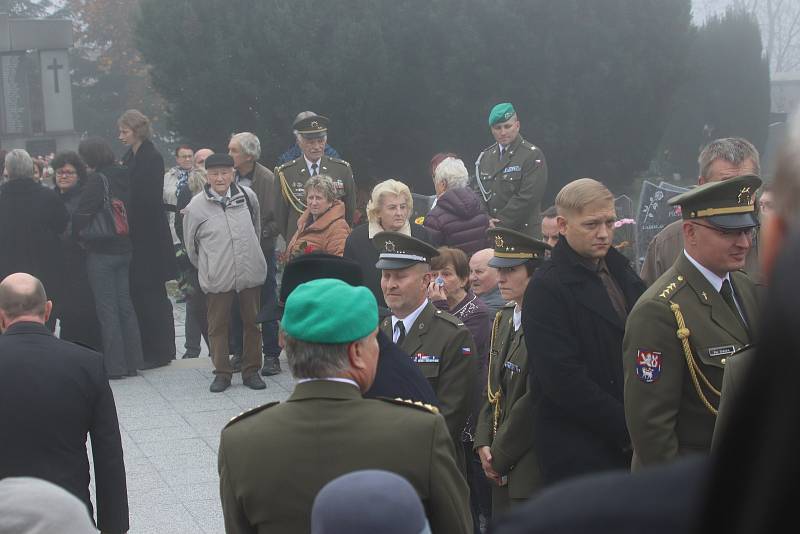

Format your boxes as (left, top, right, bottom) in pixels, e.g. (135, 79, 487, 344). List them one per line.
(635, 350, 662, 383)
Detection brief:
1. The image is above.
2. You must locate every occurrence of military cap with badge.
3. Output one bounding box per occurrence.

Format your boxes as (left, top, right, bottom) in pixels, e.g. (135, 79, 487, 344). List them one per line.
(372, 231, 440, 269)
(486, 227, 551, 268)
(669, 174, 762, 230)
(293, 111, 329, 139)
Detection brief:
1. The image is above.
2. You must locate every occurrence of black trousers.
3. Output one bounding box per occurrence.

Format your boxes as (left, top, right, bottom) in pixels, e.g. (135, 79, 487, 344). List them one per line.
(131, 283, 176, 364)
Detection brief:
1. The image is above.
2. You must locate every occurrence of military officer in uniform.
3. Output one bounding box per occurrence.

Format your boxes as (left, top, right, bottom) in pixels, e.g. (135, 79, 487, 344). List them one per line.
(475, 103, 548, 234)
(623, 174, 762, 470)
(219, 278, 471, 534)
(474, 228, 549, 513)
(375, 231, 478, 469)
(272, 112, 356, 241)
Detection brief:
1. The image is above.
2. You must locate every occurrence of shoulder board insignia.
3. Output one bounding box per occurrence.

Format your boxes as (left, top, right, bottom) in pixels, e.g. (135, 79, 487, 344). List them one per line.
(326, 156, 351, 167)
(379, 397, 440, 415)
(481, 142, 498, 153)
(224, 401, 279, 428)
(658, 275, 685, 300)
(276, 159, 301, 172)
(434, 310, 464, 327)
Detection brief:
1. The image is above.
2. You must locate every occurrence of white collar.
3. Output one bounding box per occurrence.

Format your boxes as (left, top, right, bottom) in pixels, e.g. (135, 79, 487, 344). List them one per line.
(513, 304, 522, 332)
(683, 250, 730, 292)
(297, 377, 360, 389)
(368, 219, 411, 239)
(304, 155, 322, 175)
(391, 299, 428, 338)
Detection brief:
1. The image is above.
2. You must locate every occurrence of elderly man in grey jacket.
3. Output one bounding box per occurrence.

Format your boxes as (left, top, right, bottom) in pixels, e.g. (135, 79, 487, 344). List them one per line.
(183, 154, 268, 392)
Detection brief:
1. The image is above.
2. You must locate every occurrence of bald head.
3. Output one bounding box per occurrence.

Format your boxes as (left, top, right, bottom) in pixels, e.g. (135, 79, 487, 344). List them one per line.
(0, 273, 50, 329)
(469, 248, 498, 296)
(194, 148, 214, 169)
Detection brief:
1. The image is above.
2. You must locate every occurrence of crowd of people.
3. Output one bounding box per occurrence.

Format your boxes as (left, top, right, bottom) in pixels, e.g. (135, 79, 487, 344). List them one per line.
(0, 98, 796, 534)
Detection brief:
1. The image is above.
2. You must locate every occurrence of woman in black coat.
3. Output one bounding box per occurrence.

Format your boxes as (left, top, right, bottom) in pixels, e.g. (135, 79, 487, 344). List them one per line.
(343, 179, 431, 309)
(51, 151, 102, 350)
(118, 110, 177, 368)
(0, 149, 67, 328)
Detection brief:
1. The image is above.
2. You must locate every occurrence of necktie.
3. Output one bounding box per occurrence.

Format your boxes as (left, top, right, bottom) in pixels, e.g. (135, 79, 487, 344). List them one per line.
(311, 163, 318, 176)
(498, 146, 504, 158)
(720, 279, 747, 330)
(395, 321, 406, 345)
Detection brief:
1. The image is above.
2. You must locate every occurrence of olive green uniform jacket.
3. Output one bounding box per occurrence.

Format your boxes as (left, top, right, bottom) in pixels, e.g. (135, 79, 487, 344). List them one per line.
(381, 302, 478, 456)
(272, 156, 356, 241)
(475, 134, 547, 234)
(623, 252, 759, 470)
(474, 304, 541, 508)
(218, 380, 471, 534)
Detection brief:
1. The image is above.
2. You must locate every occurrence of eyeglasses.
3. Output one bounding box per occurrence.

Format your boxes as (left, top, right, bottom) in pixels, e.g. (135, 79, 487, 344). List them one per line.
(56, 170, 77, 177)
(691, 221, 757, 239)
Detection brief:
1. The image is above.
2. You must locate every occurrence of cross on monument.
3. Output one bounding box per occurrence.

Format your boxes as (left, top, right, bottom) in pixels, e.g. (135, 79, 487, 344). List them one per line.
(46, 57, 64, 93)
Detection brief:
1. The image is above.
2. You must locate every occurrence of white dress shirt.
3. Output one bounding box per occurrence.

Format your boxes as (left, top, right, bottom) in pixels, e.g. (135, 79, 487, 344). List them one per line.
(391, 299, 428, 343)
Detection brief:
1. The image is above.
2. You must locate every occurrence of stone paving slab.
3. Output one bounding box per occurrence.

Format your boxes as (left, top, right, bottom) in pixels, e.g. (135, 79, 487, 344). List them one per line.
(87, 301, 293, 534)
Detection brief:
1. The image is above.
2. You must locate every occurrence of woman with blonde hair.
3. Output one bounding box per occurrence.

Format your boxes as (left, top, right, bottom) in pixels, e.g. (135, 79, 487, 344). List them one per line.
(343, 179, 433, 308)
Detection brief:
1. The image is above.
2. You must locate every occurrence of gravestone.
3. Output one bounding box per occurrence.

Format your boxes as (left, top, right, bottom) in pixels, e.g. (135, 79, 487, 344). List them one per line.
(0, 13, 77, 156)
(635, 180, 690, 270)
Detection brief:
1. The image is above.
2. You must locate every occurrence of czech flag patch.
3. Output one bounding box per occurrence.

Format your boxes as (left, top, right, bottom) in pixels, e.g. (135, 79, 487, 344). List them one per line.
(635, 350, 662, 383)
(461, 347, 472, 356)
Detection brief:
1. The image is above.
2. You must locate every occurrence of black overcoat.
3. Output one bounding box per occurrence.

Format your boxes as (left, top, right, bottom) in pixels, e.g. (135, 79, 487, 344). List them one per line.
(522, 239, 645, 485)
(0, 178, 67, 300)
(122, 139, 177, 286)
(0, 322, 128, 533)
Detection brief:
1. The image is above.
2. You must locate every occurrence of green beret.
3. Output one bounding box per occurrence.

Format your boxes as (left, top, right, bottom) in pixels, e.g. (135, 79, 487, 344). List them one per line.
(282, 278, 378, 344)
(489, 103, 516, 126)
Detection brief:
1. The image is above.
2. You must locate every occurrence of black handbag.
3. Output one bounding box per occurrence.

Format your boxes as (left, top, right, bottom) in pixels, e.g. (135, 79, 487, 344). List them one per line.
(80, 172, 129, 242)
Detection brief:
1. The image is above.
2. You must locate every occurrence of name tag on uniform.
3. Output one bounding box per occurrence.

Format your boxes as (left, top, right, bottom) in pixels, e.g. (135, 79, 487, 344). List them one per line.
(504, 361, 521, 374)
(413, 354, 440, 364)
(708, 345, 736, 358)
(503, 165, 521, 173)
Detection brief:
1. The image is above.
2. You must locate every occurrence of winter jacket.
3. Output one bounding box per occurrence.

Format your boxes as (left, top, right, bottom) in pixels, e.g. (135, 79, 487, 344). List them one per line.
(286, 200, 350, 258)
(183, 183, 267, 294)
(423, 187, 490, 257)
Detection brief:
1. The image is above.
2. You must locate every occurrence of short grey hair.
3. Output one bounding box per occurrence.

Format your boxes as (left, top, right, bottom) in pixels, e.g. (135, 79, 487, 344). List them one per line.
(305, 174, 337, 202)
(366, 179, 413, 225)
(4, 149, 34, 181)
(433, 157, 469, 190)
(295, 131, 327, 143)
(230, 132, 261, 160)
(773, 107, 800, 226)
(698, 137, 760, 179)
(285, 336, 349, 378)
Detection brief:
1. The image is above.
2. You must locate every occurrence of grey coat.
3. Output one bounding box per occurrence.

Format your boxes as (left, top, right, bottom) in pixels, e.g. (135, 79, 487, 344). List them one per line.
(183, 183, 267, 294)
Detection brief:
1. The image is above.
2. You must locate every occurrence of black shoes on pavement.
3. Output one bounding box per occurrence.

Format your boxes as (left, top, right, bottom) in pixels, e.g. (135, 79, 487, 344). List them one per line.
(243, 374, 266, 390)
(260, 356, 282, 376)
(209, 375, 231, 393)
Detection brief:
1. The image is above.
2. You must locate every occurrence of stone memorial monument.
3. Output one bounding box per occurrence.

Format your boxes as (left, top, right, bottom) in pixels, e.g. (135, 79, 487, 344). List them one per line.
(0, 13, 77, 156)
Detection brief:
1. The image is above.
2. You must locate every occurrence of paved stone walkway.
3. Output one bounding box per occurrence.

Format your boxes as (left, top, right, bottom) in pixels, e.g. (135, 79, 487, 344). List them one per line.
(89, 301, 292, 533)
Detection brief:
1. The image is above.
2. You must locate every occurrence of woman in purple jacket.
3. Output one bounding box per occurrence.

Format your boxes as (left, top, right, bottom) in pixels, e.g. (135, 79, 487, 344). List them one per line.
(424, 157, 490, 257)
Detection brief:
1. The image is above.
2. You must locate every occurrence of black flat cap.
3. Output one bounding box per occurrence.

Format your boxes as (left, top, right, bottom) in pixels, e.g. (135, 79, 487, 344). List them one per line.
(203, 153, 234, 169)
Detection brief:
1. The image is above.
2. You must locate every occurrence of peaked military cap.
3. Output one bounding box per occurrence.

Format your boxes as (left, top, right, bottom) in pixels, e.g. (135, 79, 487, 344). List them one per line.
(293, 111, 329, 139)
(486, 227, 550, 268)
(668, 174, 762, 229)
(489, 102, 516, 126)
(373, 231, 439, 270)
(204, 153, 234, 169)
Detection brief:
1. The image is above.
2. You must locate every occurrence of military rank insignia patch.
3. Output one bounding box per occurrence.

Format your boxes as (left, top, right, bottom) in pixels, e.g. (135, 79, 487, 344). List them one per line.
(502, 165, 522, 173)
(504, 361, 521, 374)
(635, 350, 662, 383)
